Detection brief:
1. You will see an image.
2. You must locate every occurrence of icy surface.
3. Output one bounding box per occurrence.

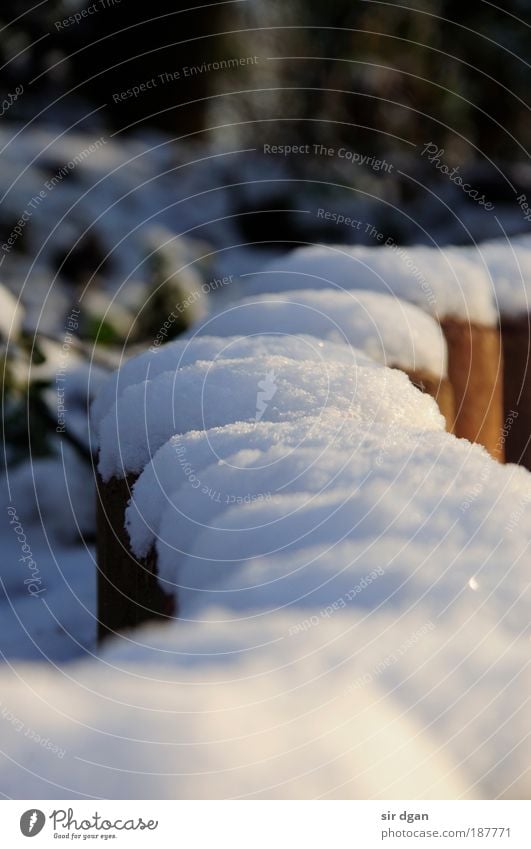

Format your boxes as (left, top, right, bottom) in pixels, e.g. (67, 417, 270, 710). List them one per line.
(191, 289, 448, 376)
(244, 245, 498, 325)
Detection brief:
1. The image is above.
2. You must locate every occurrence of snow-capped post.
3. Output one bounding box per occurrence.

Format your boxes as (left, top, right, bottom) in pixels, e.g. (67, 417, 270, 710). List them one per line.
(242, 245, 505, 458)
(93, 363, 179, 642)
(93, 337, 446, 636)
(499, 312, 530, 469)
(476, 239, 531, 470)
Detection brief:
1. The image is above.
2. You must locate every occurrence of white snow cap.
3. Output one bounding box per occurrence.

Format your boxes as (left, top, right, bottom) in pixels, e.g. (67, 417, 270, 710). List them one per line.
(126, 412, 406, 558)
(191, 289, 447, 376)
(91, 333, 372, 443)
(162, 437, 531, 610)
(126, 416, 432, 560)
(245, 244, 497, 325)
(98, 354, 443, 481)
(453, 240, 531, 318)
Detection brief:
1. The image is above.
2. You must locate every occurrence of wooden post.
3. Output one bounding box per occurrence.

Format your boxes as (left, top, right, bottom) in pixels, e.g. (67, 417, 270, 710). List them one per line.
(96, 471, 175, 643)
(403, 368, 455, 433)
(440, 318, 504, 461)
(500, 313, 531, 469)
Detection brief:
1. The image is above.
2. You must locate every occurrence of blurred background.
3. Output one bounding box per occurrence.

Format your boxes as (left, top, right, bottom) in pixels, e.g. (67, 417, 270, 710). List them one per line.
(1, 0, 530, 660)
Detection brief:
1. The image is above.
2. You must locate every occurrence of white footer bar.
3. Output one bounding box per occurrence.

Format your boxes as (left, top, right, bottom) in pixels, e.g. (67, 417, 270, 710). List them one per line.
(2, 800, 530, 847)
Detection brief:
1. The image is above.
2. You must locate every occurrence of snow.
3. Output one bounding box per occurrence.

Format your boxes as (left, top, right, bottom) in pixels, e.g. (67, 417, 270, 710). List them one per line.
(0, 127, 202, 291)
(117, 427, 530, 800)
(127, 415, 452, 563)
(0, 283, 23, 340)
(0, 127, 214, 359)
(91, 333, 373, 442)
(244, 245, 498, 326)
(2, 119, 531, 801)
(191, 289, 448, 376)
(98, 355, 443, 481)
(453, 240, 531, 318)
(0, 462, 96, 662)
(5, 445, 95, 546)
(0, 610, 476, 799)
(157, 434, 531, 593)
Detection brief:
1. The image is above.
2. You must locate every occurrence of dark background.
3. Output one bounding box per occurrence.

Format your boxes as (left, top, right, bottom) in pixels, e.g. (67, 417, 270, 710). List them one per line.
(2, 1, 530, 157)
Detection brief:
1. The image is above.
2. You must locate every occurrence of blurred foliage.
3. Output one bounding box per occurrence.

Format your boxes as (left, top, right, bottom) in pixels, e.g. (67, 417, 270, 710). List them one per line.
(4, 380, 55, 462)
(0, 0, 64, 91)
(215, 0, 531, 162)
(0, 0, 226, 133)
(0, 1, 529, 158)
